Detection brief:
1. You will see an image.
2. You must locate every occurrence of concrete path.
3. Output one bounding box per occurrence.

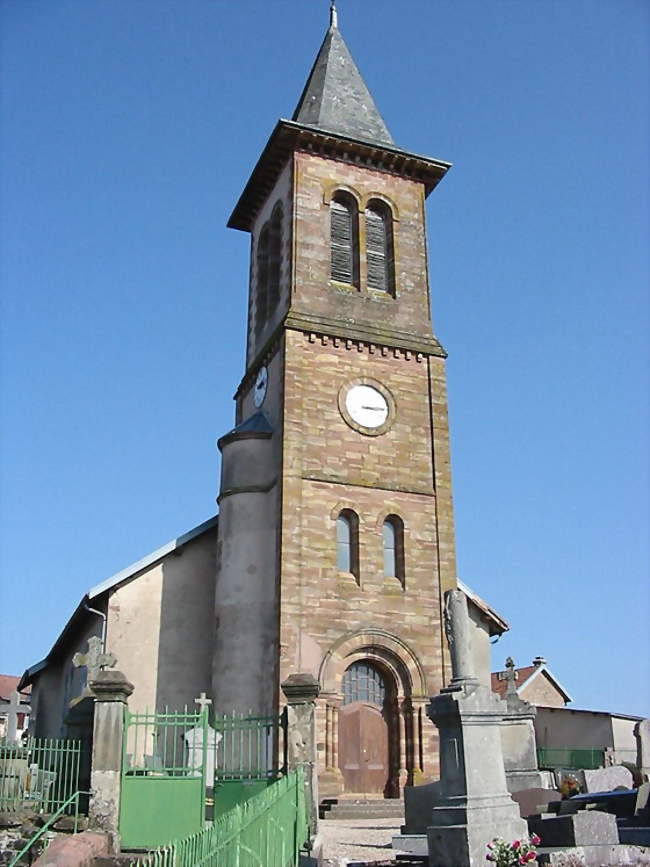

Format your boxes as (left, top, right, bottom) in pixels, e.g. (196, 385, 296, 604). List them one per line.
(319, 816, 409, 864)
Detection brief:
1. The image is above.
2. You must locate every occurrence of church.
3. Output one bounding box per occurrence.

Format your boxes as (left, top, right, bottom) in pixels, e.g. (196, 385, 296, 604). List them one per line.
(20, 6, 507, 802)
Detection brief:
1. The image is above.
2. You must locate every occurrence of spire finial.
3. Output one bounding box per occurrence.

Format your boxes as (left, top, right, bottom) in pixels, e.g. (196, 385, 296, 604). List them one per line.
(330, 2, 338, 29)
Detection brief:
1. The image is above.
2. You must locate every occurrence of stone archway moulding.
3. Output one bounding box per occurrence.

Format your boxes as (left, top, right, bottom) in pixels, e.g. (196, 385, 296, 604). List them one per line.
(319, 628, 428, 700)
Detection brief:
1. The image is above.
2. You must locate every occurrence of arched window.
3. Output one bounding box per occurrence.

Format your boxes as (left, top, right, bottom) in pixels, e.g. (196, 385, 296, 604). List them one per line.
(342, 661, 386, 706)
(365, 200, 395, 294)
(255, 224, 270, 336)
(268, 204, 283, 310)
(330, 194, 359, 286)
(336, 509, 359, 579)
(383, 515, 404, 585)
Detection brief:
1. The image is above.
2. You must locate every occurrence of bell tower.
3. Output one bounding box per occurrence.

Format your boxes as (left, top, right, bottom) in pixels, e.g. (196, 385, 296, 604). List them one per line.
(215, 5, 458, 796)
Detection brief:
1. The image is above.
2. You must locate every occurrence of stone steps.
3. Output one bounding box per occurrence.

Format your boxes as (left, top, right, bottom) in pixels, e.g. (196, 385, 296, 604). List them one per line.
(319, 797, 404, 820)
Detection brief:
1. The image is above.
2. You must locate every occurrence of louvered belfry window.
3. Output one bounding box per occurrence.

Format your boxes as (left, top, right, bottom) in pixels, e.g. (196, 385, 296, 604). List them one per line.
(255, 225, 270, 337)
(365, 202, 394, 294)
(330, 196, 358, 285)
(268, 204, 283, 310)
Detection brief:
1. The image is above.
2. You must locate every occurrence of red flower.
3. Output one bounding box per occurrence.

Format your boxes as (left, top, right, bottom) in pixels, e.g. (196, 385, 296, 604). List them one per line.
(512, 840, 521, 850)
(527, 852, 537, 862)
(519, 857, 527, 866)
(530, 833, 541, 846)
(486, 855, 496, 862)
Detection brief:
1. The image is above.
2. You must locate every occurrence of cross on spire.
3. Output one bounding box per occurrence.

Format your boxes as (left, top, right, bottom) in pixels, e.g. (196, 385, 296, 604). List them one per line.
(330, 1, 338, 29)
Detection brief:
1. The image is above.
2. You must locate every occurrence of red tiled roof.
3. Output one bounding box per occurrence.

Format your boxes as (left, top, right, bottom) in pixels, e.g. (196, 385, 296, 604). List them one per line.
(491, 665, 537, 699)
(0, 674, 31, 701)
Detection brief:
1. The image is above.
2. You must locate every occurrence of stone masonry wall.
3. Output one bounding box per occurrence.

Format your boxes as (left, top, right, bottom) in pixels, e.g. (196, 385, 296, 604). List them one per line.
(278, 330, 456, 782)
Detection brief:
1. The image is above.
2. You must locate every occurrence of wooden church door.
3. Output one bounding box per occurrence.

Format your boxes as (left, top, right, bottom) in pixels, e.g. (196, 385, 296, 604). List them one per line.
(339, 661, 390, 794)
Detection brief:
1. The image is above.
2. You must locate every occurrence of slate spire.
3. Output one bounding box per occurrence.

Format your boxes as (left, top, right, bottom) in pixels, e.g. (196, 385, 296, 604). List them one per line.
(292, 4, 395, 147)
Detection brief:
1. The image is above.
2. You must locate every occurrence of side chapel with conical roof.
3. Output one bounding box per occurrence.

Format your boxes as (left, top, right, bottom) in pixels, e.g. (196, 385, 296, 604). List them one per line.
(22, 6, 508, 802)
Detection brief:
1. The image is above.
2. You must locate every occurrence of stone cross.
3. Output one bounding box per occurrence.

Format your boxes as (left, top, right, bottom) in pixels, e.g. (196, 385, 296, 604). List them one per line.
(444, 589, 477, 685)
(73, 636, 116, 681)
(5, 690, 29, 743)
(194, 692, 212, 713)
(71, 636, 117, 706)
(504, 657, 519, 697)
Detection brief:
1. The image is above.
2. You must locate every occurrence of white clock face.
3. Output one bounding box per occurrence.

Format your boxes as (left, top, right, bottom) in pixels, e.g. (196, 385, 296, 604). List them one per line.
(253, 366, 268, 408)
(345, 385, 389, 429)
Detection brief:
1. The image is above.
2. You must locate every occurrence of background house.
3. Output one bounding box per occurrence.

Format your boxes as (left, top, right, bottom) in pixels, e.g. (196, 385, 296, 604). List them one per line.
(0, 675, 30, 739)
(492, 657, 644, 772)
(492, 656, 571, 708)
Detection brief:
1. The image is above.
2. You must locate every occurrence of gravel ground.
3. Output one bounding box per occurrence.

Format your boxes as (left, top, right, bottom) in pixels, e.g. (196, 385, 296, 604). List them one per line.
(319, 817, 409, 864)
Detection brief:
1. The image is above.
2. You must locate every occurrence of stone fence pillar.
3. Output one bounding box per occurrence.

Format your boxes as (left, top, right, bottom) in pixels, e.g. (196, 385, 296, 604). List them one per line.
(88, 671, 134, 852)
(281, 673, 320, 850)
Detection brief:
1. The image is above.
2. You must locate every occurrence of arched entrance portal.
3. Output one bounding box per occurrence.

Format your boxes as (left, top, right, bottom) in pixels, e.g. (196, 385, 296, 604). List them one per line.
(338, 661, 396, 795)
(319, 629, 429, 800)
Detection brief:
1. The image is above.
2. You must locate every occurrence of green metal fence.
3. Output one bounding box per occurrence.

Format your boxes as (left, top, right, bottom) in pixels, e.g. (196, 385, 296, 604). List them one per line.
(120, 706, 209, 850)
(537, 747, 606, 770)
(134, 768, 308, 867)
(0, 736, 83, 814)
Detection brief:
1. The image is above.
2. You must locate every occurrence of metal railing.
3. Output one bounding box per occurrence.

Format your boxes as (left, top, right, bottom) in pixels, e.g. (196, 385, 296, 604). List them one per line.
(0, 736, 83, 814)
(134, 768, 308, 867)
(8, 790, 90, 867)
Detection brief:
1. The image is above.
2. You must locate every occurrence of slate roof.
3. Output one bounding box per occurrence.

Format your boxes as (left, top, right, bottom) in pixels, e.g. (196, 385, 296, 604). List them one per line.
(292, 12, 394, 147)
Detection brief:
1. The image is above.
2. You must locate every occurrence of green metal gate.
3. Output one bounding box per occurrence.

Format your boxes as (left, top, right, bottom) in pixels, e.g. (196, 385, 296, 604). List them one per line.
(212, 710, 287, 816)
(119, 707, 208, 850)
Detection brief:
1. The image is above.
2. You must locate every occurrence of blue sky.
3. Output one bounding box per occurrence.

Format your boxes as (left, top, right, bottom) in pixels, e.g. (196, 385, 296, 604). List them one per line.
(1, 0, 648, 717)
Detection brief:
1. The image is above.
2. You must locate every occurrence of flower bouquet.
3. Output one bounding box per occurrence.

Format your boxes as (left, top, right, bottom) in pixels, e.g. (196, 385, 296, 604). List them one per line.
(486, 834, 541, 865)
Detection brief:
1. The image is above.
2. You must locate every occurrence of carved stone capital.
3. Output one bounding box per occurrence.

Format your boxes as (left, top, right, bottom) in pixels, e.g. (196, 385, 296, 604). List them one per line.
(281, 673, 320, 704)
(89, 671, 134, 704)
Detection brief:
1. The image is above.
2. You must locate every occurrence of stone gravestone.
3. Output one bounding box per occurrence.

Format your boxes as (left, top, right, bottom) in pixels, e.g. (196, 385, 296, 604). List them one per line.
(635, 719, 650, 781)
(183, 696, 221, 788)
(499, 657, 546, 794)
(5, 690, 30, 743)
(527, 809, 619, 847)
(71, 636, 117, 706)
(583, 764, 633, 793)
(511, 787, 561, 819)
(426, 590, 528, 867)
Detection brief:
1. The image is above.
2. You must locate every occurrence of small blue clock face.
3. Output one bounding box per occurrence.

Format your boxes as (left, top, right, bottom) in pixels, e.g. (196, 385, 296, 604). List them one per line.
(254, 366, 268, 408)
